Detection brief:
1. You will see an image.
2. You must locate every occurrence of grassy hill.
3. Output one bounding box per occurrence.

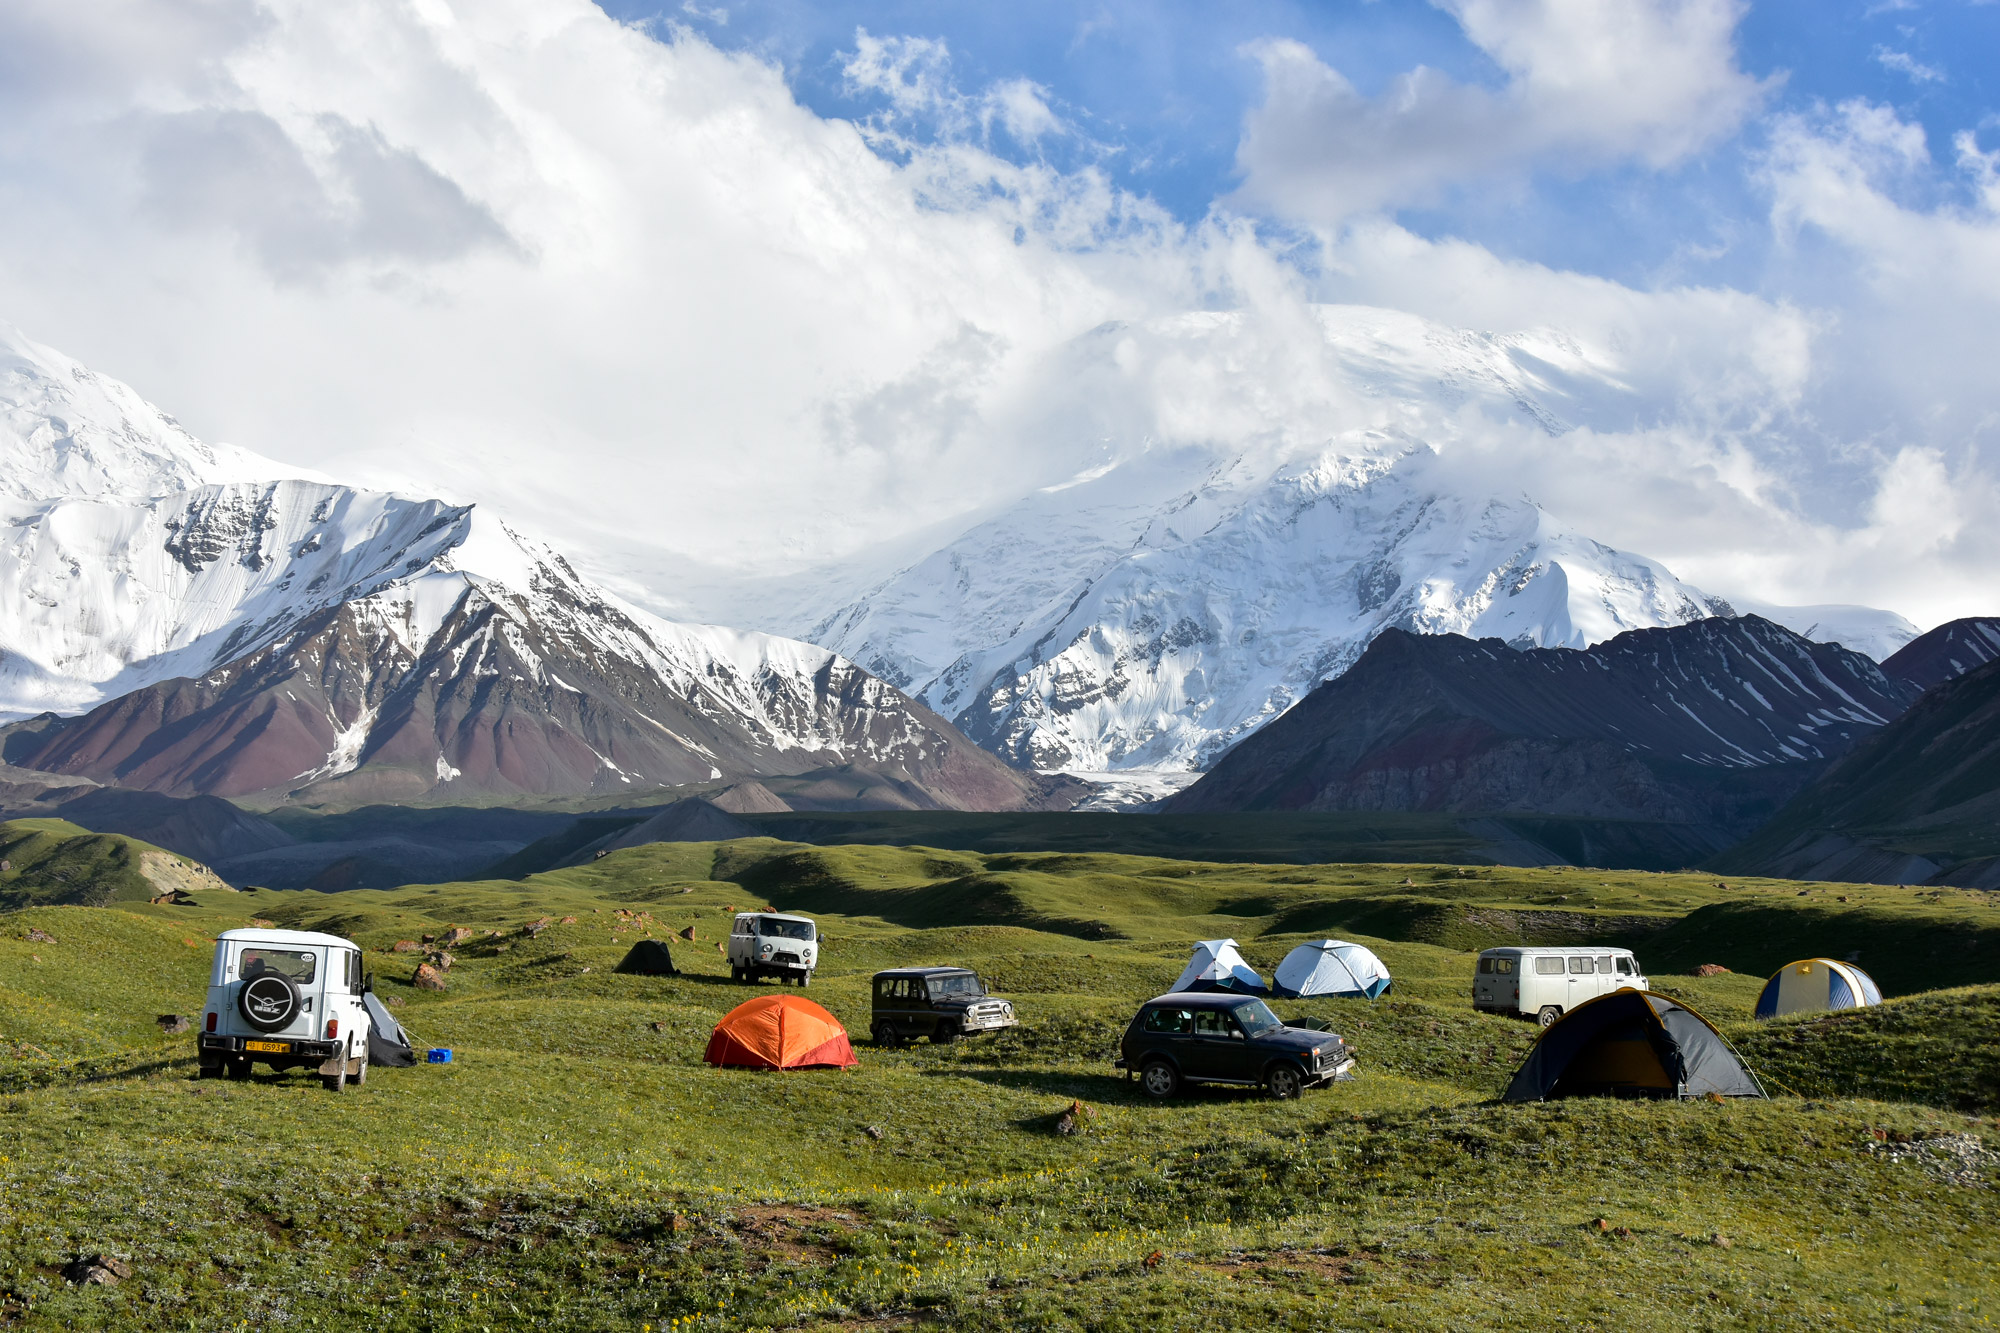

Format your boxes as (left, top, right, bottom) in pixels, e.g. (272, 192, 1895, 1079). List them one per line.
(1, 839, 1995, 1329)
(0, 818, 231, 912)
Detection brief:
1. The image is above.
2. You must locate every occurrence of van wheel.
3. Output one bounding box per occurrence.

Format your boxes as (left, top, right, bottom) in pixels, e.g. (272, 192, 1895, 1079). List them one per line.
(1536, 1005, 1563, 1028)
(1265, 1064, 1304, 1100)
(798, 972, 811, 988)
(872, 1022, 903, 1049)
(1140, 1059, 1179, 1100)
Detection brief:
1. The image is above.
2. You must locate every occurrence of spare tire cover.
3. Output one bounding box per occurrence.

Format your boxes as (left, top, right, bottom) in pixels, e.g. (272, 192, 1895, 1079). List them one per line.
(238, 973, 302, 1032)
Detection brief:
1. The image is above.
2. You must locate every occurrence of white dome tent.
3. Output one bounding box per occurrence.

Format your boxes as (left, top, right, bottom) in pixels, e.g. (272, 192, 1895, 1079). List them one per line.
(1754, 958, 1884, 1019)
(1170, 939, 1268, 995)
(1272, 940, 1394, 1000)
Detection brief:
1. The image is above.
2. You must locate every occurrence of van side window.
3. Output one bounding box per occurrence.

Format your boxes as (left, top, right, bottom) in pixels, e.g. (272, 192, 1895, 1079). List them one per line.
(1596, 956, 1613, 973)
(1494, 959, 1513, 975)
(1569, 956, 1594, 974)
(1617, 958, 1636, 975)
(1534, 957, 1566, 975)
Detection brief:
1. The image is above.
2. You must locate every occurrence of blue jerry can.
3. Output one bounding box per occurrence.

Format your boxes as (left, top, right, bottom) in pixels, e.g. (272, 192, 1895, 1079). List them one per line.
(426, 1048, 453, 1064)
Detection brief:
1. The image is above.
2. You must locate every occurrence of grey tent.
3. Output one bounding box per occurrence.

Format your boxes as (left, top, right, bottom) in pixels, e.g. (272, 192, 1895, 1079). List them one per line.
(363, 991, 417, 1068)
(615, 938, 678, 976)
(1503, 990, 1763, 1102)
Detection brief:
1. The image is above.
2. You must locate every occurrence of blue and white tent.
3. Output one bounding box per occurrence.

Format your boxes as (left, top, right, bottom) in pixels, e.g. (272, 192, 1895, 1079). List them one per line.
(1170, 939, 1268, 995)
(1272, 940, 1394, 1000)
(1754, 958, 1884, 1019)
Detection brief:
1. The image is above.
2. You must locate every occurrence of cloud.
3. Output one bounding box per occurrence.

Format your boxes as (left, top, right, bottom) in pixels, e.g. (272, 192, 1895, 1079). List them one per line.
(1233, 0, 1770, 220)
(1873, 46, 1945, 85)
(0, 0, 1991, 637)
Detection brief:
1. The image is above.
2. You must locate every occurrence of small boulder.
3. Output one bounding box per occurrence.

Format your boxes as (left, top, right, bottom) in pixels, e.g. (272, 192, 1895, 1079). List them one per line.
(864, 1125, 884, 1141)
(1695, 964, 1731, 977)
(156, 1014, 190, 1034)
(1054, 1099, 1096, 1136)
(1711, 1233, 1733, 1249)
(427, 951, 456, 972)
(25, 928, 55, 943)
(391, 940, 420, 953)
(387, 996, 405, 1008)
(439, 927, 475, 947)
(412, 963, 447, 992)
(560, 915, 577, 925)
(678, 926, 697, 942)
(63, 1255, 131, 1286)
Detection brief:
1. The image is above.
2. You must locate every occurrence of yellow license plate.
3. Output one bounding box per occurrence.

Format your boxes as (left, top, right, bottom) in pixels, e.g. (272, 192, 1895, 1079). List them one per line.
(244, 1041, 290, 1053)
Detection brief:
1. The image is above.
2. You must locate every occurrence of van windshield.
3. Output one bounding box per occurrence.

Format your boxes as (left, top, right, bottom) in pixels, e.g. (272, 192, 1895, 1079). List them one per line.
(1231, 1000, 1282, 1038)
(240, 948, 316, 984)
(756, 918, 815, 941)
(927, 973, 985, 999)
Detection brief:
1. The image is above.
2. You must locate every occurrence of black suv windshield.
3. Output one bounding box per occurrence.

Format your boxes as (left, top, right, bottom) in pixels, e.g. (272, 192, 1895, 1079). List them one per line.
(756, 918, 815, 940)
(926, 972, 985, 1000)
(1231, 1000, 1282, 1038)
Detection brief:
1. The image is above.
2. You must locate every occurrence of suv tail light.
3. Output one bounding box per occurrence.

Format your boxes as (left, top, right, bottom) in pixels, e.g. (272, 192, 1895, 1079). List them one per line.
(204, 1012, 217, 1033)
(325, 1018, 339, 1040)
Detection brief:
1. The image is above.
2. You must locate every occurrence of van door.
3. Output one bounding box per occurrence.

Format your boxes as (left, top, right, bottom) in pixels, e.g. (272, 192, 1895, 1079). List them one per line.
(1566, 953, 1595, 1008)
(1595, 955, 1615, 1000)
(1529, 954, 1567, 1014)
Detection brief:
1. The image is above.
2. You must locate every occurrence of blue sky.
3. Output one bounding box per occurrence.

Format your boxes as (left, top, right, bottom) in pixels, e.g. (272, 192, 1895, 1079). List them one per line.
(602, 0, 2000, 289)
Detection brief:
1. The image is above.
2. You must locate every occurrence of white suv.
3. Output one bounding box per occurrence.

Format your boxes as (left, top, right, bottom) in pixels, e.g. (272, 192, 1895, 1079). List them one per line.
(728, 912, 818, 986)
(197, 928, 373, 1090)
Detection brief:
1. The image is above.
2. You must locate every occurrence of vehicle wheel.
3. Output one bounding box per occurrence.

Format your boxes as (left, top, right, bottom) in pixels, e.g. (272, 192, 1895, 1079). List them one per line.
(225, 1057, 250, 1080)
(1265, 1064, 1304, 1101)
(799, 972, 811, 988)
(730, 966, 744, 983)
(872, 1022, 903, 1049)
(353, 1059, 368, 1087)
(324, 1062, 348, 1093)
(932, 1022, 958, 1044)
(1536, 1005, 1563, 1028)
(197, 1062, 222, 1080)
(1139, 1059, 1179, 1100)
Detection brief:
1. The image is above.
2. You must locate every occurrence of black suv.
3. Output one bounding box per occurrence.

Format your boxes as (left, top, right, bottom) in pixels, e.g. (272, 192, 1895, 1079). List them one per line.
(1116, 992, 1355, 1100)
(871, 967, 1018, 1045)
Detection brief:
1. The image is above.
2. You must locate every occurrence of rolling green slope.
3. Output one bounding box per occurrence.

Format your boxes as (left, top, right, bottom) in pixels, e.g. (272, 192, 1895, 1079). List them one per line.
(1, 842, 1995, 1329)
(0, 818, 225, 911)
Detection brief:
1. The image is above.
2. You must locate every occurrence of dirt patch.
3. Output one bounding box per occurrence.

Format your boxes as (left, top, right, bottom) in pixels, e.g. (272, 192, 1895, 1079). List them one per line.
(729, 1205, 857, 1267)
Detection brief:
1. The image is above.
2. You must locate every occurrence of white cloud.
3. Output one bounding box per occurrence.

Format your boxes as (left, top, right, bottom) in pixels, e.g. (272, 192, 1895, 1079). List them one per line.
(0, 0, 1990, 639)
(1873, 46, 1945, 84)
(1233, 0, 1770, 220)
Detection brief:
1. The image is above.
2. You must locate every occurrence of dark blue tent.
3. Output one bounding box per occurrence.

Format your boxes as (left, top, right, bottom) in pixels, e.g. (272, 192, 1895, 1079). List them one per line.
(1505, 990, 1763, 1102)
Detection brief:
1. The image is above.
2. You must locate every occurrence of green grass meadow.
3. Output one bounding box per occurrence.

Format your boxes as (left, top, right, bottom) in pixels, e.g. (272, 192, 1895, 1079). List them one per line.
(2, 837, 1997, 1329)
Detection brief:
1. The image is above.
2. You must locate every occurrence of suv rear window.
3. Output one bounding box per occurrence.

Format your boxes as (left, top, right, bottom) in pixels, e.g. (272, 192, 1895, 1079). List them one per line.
(241, 948, 315, 984)
(1143, 1007, 1193, 1034)
(1534, 957, 1566, 975)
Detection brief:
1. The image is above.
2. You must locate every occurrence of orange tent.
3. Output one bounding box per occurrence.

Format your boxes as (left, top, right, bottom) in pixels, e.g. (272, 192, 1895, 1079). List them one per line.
(703, 994, 858, 1071)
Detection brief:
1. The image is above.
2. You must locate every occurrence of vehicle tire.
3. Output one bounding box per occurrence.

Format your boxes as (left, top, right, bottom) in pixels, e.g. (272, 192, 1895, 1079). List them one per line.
(225, 1057, 250, 1080)
(237, 972, 303, 1033)
(730, 966, 744, 983)
(932, 1021, 958, 1044)
(1264, 1064, 1305, 1101)
(1139, 1059, 1179, 1100)
(799, 972, 811, 988)
(1536, 1005, 1563, 1028)
(197, 1061, 222, 1080)
(353, 1058, 368, 1087)
(872, 1022, 902, 1049)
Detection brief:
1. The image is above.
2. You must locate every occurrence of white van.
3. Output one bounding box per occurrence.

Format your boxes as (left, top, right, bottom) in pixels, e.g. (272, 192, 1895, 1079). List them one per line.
(196, 928, 373, 1090)
(1472, 946, 1648, 1027)
(728, 911, 818, 986)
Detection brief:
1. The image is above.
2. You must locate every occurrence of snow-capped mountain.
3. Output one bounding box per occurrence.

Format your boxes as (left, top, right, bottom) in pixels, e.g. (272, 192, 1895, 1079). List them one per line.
(809, 437, 1727, 775)
(0, 323, 1064, 809)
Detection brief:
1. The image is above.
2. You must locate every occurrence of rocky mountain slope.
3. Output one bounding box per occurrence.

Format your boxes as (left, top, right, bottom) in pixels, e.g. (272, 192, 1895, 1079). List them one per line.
(1164, 617, 1921, 843)
(0, 322, 1068, 812)
(1716, 654, 2000, 888)
(1881, 617, 2000, 692)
